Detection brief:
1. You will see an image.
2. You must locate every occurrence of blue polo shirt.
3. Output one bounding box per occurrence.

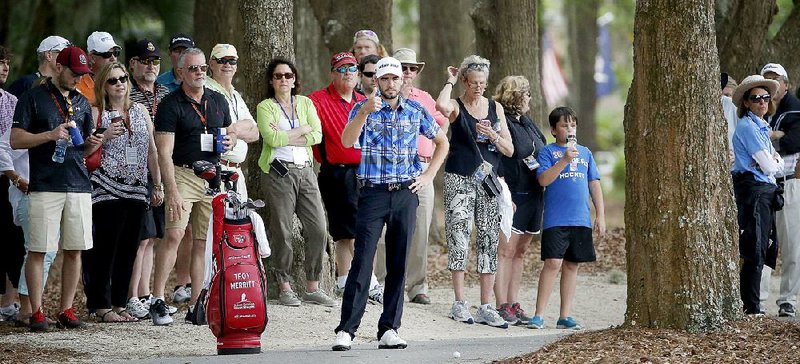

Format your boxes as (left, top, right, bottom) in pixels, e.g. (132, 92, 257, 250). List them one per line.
(732, 111, 776, 184)
(156, 69, 181, 93)
(348, 97, 440, 184)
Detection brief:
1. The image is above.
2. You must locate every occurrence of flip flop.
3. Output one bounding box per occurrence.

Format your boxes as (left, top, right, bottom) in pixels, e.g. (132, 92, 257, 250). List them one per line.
(95, 310, 126, 323)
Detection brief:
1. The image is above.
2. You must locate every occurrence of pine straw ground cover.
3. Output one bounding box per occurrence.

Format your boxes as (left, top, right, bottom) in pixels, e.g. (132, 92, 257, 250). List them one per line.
(497, 316, 800, 363)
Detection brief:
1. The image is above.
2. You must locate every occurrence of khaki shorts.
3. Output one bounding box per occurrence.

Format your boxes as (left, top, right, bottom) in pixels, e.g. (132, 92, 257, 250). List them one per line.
(166, 166, 212, 240)
(28, 192, 93, 253)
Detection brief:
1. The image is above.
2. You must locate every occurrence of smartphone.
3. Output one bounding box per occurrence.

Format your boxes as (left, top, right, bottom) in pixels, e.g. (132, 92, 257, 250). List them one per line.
(270, 159, 289, 177)
(93, 127, 107, 136)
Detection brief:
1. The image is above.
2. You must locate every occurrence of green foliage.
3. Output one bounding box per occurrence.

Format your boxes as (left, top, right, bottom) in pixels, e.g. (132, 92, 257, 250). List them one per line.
(769, 0, 795, 38)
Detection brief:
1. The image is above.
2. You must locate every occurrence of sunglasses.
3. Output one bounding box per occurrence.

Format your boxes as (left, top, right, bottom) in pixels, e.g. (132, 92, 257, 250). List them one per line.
(749, 94, 772, 103)
(272, 72, 295, 80)
(106, 75, 129, 85)
(136, 58, 161, 66)
(354, 29, 378, 39)
(466, 63, 489, 71)
(402, 65, 419, 73)
(361, 71, 376, 78)
(93, 49, 121, 59)
(335, 65, 358, 73)
(214, 57, 238, 66)
(186, 64, 209, 73)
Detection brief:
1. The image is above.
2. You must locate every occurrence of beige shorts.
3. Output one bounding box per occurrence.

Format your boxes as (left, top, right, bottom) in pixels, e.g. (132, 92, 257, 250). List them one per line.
(28, 192, 93, 253)
(166, 166, 213, 240)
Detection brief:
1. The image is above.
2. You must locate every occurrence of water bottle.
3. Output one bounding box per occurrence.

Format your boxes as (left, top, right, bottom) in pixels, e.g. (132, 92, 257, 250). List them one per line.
(68, 124, 84, 146)
(52, 138, 69, 163)
(215, 127, 227, 154)
(567, 132, 578, 171)
(488, 122, 500, 152)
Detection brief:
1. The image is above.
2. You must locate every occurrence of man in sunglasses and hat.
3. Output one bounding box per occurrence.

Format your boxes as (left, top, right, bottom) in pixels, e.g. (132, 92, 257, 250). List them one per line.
(10, 45, 104, 331)
(158, 33, 195, 93)
(8, 36, 71, 98)
(76, 31, 122, 104)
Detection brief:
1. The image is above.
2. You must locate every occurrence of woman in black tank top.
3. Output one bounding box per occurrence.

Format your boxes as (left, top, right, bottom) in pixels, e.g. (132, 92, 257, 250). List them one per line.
(433, 55, 514, 328)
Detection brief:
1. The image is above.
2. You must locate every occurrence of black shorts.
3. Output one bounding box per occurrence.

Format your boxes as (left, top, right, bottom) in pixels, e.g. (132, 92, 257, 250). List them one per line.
(139, 204, 165, 240)
(540, 226, 596, 262)
(511, 190, 543, 234)
(318, 164, 360, 241)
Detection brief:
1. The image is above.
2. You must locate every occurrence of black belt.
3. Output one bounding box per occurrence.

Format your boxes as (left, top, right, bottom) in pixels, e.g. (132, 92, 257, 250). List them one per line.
(360, 179, 414, 191)
(778, 174, 796, 181)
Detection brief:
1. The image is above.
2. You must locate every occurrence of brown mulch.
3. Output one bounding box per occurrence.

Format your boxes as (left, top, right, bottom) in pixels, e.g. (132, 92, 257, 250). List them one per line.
(496, 317, 800, 363)
(0, 343, 87, 364)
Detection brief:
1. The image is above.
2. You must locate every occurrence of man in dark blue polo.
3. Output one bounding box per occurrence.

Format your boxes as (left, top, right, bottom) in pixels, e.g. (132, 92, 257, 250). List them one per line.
(332, 57, 449, 351)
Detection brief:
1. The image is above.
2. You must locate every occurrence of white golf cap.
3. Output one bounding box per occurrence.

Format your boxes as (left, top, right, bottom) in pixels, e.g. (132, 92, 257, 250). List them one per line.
(761, 63, 788, 80)
(37, 36, 71, 53)
(86, 31, 120, 53)
(375, 57, 403, 78)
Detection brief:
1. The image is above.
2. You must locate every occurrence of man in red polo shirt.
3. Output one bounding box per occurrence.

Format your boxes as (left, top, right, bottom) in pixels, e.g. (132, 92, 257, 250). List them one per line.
(309, 52, 383, 301)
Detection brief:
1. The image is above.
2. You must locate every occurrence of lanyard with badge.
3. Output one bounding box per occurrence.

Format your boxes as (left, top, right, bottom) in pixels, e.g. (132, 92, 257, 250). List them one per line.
(192, 99, 214, 152)
(121, 109, 139, 166)
(279, 96, 308, 164)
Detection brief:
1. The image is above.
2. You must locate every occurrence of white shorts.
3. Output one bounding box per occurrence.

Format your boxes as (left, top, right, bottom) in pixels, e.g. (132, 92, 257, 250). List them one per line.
(28, 192, 93, 252)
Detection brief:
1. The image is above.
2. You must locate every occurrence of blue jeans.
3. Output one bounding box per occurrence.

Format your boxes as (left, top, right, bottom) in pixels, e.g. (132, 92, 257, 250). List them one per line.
(11, 193, 56, 296)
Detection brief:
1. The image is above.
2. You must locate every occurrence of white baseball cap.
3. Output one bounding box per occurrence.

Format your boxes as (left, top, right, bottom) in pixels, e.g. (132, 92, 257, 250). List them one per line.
(761, 63, 788, 80)
(375, 57, 403, 78)
(37, 36, 71, 53)
(87, 31, 120, 53)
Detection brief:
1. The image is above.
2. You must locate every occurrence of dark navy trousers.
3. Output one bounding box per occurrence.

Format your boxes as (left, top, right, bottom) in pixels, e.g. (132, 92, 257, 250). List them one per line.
(335, 184, 418, 339)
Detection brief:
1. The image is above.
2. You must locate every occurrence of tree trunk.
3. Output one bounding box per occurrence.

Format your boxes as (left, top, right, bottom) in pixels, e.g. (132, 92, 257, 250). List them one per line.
(419, 0, 475, 245)
(308, 0, 393, 56)
(294, 0, 330, 92)
(472, 0, 545, 126)
(565, 0, 599, 150)
(193, 0, 243, 62)
(624, 0, 740, 331)
(715, 0, 775, 79)
(239, 0, 336, 298)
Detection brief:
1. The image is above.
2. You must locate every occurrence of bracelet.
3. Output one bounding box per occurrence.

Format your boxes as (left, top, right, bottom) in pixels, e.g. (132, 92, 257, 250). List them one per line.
(444, 81, 455, 87)
(153, 184, 164, 191)
(12, 175, 21, 187)
(492, 135, 501, 144)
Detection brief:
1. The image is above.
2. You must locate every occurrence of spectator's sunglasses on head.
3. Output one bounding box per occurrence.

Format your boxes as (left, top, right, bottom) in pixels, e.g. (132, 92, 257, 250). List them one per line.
(402, 65, 419, 73)
(106, 75, 129, 85)
(135, 58, 161, 66)
(213, 57, 238, 66)
(466, 63, 489, 71)
(93, 49, 121, 59)
(335, 65, 358, 73)
(272, 72, 294, 80)
(186, 64, 209, 73)
(749, 94, 771, 103)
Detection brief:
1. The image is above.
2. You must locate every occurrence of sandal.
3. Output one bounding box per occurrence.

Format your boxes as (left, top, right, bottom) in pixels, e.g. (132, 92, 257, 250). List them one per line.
(95, 309, 126, 323)
(115, 309, 139, 323)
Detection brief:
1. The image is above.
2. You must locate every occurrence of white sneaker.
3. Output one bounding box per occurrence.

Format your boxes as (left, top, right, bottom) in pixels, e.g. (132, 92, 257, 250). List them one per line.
(126, 298, 150, 319)
(172, 285, 191, 303)
(0, 303, 19, 321)
(332, 331, 352, 351)
(449, 300, 474, 324)
(378, 329, 407, 349)
(368, 284, 384, 305)
(475, 305, 509, 329)
(149, 299, 174, 326)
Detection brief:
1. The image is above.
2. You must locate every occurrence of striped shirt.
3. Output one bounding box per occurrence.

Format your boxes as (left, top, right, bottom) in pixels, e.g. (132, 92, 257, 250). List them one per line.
(129, 81, 169, 120)
(349, 97, 440, 184)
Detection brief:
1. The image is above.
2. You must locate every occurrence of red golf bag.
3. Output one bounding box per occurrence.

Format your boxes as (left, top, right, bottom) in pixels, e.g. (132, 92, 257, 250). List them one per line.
(206, 193, 269, 355)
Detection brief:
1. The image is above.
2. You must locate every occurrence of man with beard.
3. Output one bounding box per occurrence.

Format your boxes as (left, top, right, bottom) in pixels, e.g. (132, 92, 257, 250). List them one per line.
(150, 48, 235, 325)
(332, 57, 449, 351)
(11, 46, 103, 331)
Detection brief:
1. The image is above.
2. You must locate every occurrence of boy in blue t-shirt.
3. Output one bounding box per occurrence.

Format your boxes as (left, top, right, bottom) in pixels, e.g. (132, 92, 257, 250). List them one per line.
(527, 106, 606, 330)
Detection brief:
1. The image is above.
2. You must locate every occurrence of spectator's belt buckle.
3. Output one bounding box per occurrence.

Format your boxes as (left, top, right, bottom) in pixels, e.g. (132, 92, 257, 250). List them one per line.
(388, 183, 401, 191)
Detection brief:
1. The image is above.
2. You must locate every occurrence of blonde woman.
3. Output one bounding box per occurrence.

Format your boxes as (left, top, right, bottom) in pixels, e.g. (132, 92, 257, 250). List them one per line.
(83, 62, 159, 322)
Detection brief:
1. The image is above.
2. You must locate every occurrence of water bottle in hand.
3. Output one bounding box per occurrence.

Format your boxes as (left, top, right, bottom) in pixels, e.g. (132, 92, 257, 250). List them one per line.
(567, 131, 578, 171)
(52, 138, 68, 163)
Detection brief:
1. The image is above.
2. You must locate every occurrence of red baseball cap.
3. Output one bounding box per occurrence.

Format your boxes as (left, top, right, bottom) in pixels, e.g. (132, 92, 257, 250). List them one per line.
(330, 52, 357, 69)
(56, 46, 93, 76)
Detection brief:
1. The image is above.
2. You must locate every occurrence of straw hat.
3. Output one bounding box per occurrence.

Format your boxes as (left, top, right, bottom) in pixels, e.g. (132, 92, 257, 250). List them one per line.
(392, 48, 425, 73)
(732, 75, 779, 105)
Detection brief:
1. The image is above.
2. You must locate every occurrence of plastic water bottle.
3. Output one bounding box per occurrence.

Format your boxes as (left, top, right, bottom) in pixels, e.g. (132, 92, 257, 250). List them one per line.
(488, 122, 500, 152)
(567, 132, 578, 171)
(52, 138, 69, 163)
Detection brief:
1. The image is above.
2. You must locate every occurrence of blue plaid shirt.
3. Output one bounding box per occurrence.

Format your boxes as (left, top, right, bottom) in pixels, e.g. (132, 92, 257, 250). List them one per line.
(348, 97, 440, 184)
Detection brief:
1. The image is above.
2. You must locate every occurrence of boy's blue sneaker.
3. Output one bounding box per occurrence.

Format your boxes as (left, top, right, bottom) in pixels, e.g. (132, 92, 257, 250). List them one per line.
(526, 315, 544, 329)
(556, 316, 582, 330)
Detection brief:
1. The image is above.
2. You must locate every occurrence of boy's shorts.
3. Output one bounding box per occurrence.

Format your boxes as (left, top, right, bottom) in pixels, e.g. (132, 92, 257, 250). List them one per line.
(541, 226, 596, 262)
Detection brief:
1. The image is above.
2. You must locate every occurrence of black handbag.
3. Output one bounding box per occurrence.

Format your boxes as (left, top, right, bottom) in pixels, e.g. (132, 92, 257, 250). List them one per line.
(468, 121, 501, 198)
